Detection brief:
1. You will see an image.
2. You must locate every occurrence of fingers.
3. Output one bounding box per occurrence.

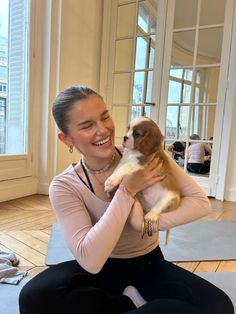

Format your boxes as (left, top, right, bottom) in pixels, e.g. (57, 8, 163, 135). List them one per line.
(149, 174, 165, 186)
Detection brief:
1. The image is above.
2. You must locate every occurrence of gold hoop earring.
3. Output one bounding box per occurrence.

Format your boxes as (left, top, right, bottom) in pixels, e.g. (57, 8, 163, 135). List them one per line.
(69, 146, 73, 154)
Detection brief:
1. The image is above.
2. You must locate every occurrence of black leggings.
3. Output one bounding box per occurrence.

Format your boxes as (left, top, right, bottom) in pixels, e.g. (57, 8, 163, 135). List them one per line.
(19, 247, 234, 314)
(187, 162, 210, 174)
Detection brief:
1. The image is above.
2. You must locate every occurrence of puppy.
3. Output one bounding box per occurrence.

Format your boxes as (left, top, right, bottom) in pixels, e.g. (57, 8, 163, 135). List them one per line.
(105, 117, 180, 241)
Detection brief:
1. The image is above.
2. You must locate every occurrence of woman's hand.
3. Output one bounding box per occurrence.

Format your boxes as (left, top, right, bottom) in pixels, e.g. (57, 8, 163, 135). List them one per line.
(121, 157, 166, 196)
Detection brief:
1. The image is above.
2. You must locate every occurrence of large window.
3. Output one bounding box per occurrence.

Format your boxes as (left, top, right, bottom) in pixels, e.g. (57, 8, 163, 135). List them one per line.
(0, 0, 30, 155)
(164, 0, 226, 181)
(131, 1, 156, 119)
(166, 68, 201, 139)
(109, 0, 158, 143)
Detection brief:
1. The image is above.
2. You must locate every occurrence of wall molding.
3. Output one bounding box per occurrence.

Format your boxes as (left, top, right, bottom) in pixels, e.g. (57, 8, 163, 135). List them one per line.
(224, 188, 236, 202)
(0, 177, 38, 202)
(37, 182, 50, 195)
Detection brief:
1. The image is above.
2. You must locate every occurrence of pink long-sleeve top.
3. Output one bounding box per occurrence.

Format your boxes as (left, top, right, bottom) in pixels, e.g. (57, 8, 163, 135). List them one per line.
(49, 156, 211, 274)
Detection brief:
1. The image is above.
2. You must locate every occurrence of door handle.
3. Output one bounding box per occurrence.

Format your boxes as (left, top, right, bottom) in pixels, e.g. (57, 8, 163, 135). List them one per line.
(144, 102, 156, 106)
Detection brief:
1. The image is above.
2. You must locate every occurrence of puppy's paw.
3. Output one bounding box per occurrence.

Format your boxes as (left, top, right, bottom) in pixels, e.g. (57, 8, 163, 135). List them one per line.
(104, 176, 119, 193)
(144, 211, 159, 223)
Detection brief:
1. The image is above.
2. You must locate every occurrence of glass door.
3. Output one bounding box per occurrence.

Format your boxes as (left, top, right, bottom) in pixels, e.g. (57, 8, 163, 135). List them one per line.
(103, 0, 234, 196)
(159, 0, 234, 195)
(106, 0, 160, 144)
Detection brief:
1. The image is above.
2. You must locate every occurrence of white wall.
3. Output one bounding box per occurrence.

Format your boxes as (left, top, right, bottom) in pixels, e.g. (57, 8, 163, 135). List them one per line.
(1, 0, 235, 202)
(56, 0, 103, 173)
(225, 93, 236, 201)
(49, 0, 236, 200)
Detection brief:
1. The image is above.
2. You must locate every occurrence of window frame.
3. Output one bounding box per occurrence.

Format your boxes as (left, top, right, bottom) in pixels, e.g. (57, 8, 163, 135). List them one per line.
(0, 0, 46, 200)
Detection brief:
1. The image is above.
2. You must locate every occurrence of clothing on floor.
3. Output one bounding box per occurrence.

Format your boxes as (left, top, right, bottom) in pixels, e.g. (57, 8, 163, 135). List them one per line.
(0, 250, 27, 285)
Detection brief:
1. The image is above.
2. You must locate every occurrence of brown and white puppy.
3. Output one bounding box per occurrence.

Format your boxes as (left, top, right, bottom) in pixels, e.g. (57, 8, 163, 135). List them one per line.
(105, 117, 180, 239)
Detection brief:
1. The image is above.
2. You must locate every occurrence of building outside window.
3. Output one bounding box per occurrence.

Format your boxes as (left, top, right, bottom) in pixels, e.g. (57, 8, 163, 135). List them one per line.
(0, 0, 29, 155)
(0, 35, 7, 153)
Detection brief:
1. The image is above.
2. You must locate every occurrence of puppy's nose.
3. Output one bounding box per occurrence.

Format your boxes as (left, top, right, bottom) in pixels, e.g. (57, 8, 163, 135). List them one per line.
(123, 135, 128, 142)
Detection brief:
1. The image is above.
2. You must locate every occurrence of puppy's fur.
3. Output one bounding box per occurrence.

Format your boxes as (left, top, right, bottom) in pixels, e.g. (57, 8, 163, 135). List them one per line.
(105, 117, 180, 239)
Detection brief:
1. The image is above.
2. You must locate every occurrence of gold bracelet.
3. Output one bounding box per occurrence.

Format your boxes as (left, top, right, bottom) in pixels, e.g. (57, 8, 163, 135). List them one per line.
(141, 219, 154, 238)
(147, 220, 153, 237)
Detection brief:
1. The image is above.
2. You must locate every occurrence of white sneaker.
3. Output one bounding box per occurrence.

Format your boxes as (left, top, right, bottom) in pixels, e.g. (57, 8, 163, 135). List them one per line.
(122, 285, 147, 308)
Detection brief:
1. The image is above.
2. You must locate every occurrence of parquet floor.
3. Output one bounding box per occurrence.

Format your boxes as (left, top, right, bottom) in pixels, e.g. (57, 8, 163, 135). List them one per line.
(0, 195, 56, 278)
(0, 195, 236, 278)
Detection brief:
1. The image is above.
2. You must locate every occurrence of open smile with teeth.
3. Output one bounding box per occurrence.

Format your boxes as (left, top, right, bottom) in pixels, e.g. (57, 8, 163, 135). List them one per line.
(94, 137, 111, 146)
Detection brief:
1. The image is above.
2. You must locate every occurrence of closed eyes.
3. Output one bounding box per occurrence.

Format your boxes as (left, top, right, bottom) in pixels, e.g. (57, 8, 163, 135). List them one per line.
(79, 115, 111, 130)
(80, 123, 93, 130)
(101, 114, 110, 121)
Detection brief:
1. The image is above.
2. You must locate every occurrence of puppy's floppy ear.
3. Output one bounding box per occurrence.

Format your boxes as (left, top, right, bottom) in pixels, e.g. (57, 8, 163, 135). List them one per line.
(138, 121, 164, 155)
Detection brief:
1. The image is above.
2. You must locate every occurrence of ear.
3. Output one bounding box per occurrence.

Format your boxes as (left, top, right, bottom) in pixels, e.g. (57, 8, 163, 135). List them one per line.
(58, 131, 73, 148)
(139, 123, 164, 155)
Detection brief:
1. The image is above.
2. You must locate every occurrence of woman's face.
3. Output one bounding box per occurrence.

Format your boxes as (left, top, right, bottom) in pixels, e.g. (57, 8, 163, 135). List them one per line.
(59, 94, 115, 162)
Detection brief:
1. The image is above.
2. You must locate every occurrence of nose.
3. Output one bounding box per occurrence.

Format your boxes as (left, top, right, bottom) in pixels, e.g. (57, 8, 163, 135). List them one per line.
(96, 121, 107, 134)
(123, 135, 128, 142)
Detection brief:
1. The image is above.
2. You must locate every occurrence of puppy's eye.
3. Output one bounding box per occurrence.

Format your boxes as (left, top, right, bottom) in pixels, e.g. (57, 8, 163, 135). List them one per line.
(133, 130, 143, 137)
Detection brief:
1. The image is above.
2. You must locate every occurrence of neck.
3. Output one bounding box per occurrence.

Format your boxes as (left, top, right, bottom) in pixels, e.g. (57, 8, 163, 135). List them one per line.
(81, 151, 116, 174)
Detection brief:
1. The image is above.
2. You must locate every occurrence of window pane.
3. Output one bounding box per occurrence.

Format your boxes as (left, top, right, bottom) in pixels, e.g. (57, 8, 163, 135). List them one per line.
(196, 71, 201, 84)
(0, 1, 8, 154)
(112, 105, 129, 138)
(135, 37, 147, 69)
(146, 70, 153, 103)
(0, 98, 6, 153)
(194, 86, 200, 103)
(179, 106, 190, 139)
(190, 105, 216, 140)
(144, 105, 151, 117)
(0, 0, 29, 155)
(174, 0, 198, 29)
(170, 68, 183, 79)
(133, 71, 145, 104)
(138, 2, 149, 33)
(184, 69, 193, 81)
(172, 31, 195, 66)
(195, 67, 220, 103)
(135, 35, 155, 70)
(197, 28, 223, 65)
(131, 105, 150, 120)
(166, 106, 178, 139)
(117, 3, 136, 38)
(193, 106, 199, 134)
(149, 45, 155, 68)
(150, 15, 156, 33)
(183, 83, 191, 103)
(131, 106, 142, 120)
(113, 73, 131, 104)
(115, 39, 133, 71)
(168, 80, 181, 103)
(200, 0, 226, 26)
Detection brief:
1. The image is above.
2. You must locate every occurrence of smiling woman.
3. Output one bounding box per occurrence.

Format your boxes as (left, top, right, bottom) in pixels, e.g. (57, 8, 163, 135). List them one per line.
(18, 85, 233, 314)
(55, 89, 115, 170)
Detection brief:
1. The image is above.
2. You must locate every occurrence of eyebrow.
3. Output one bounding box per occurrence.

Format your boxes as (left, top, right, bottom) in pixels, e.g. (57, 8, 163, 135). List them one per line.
(77, 110, 109, 127)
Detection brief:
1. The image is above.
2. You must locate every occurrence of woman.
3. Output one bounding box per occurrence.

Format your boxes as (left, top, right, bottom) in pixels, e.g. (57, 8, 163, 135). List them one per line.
(167, 141, 186, 166)
(187, 134, 212, 174)
(19, 86, 233, 314)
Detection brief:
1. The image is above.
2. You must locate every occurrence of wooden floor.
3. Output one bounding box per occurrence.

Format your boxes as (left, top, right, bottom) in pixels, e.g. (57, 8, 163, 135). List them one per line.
(0, 194, 236, 278)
